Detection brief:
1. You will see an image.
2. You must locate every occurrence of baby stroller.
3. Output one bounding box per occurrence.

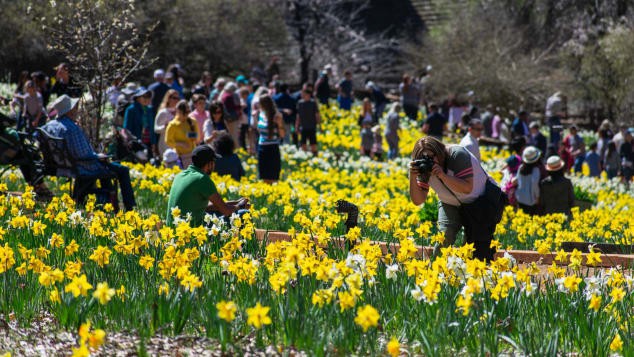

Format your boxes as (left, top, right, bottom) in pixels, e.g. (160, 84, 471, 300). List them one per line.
(0, 112, 48, 195)
(104, 126, 149, 164)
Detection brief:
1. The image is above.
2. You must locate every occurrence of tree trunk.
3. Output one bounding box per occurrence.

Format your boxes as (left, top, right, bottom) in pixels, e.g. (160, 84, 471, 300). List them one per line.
(293, 1, 310, 85)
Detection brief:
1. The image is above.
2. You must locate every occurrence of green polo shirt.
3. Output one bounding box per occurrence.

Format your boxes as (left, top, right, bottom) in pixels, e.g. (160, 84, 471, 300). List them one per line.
(166, 165, 217, 227)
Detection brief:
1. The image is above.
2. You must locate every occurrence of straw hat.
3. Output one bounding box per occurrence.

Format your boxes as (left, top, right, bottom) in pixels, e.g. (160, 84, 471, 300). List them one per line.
(545, 155, 565, 171)
(521, 146, 541, 164)
(50, 95, 79, 117)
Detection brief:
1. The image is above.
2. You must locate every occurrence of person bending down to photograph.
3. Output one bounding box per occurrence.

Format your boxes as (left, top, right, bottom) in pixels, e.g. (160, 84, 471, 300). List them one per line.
(166, 144, 249, 227)
(409, 136, 496, 261)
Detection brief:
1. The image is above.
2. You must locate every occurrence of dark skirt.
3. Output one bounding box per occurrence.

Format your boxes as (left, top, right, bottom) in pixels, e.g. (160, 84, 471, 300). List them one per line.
(257, 144, 281, 180)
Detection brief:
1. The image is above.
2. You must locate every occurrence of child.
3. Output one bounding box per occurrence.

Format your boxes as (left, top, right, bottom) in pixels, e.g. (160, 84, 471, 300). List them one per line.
(501, 155, 521, 207)
(585, 142, 601, 177)
(515, 146, 542, 215)
(360, 117, 373, 157)
(163, 148, 179, 169)
(296, 88, 321, 155)
(371, 125, 383, 161)
(501, 137, 525, 207)
(22, 80, 45, 132)
(604, 141, 621, 179)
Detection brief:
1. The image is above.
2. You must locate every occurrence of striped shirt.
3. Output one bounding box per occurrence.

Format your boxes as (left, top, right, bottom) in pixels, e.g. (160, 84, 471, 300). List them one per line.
(257, 112, 280, 146)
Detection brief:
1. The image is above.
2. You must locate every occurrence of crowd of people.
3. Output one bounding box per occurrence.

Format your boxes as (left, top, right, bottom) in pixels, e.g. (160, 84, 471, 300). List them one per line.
(2, 62, 633, 247)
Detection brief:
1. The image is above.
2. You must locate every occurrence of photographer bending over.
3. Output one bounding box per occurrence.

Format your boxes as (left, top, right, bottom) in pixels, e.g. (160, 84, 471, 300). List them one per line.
(409, 136, 498, 261)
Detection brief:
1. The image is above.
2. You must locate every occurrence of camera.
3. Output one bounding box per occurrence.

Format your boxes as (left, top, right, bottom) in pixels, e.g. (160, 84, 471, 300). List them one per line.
(411, 155, 434, 174)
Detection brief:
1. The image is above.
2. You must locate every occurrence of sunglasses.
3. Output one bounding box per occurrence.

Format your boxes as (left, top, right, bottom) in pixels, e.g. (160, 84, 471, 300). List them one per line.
(169, 96, 179, 100)
(213, 111, 222, 115)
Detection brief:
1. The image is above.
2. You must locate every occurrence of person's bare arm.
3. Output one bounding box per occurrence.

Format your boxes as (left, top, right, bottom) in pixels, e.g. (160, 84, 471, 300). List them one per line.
(208, 193, 236, 217)
(432, 164, 473, 194)
(421, 123, 429, 134)
(275, 113, 286, 138)
(409, 166, 429, 206)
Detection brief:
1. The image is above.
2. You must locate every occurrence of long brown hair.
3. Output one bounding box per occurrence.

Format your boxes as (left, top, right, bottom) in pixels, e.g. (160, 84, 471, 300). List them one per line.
(412, 136, 447, 163)
(159, 89, 179, 110)
(259, 94, 277, 138)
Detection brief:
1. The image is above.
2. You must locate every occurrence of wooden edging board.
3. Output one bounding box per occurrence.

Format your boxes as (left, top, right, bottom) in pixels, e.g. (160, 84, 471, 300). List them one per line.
(254, 229, 634, 268)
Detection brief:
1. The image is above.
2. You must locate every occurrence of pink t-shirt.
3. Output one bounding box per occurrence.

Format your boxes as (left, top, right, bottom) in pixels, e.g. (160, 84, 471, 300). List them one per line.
(189, 109, 209, 139)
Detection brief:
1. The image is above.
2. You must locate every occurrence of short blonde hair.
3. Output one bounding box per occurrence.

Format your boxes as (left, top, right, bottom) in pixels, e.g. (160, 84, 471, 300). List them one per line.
(412, 136, 447, 162)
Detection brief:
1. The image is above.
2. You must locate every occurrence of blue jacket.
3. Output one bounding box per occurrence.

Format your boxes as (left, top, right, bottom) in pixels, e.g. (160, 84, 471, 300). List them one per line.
(273, 92, 297, 124)
(512, 118, 529, 138)
(148, 81, 170, 113)
(124, 101, 157, 145)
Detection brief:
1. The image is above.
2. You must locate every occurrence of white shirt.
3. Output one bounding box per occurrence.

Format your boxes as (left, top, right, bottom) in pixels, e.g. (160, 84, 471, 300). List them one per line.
(460, 132, 481, 162)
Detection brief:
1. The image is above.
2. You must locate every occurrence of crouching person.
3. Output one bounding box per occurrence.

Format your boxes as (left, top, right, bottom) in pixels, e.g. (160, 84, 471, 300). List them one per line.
(166, 144, 249, 227)
(409, 136, 499, 261)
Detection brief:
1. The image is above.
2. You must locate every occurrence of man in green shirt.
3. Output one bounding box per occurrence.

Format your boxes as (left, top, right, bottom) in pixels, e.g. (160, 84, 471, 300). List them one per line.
(166, 145, 249, 226)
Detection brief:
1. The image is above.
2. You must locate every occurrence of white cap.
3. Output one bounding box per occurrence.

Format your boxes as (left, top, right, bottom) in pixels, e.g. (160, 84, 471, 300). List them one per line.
(154, 69, 165, 79)
(163, 148, 179, 163)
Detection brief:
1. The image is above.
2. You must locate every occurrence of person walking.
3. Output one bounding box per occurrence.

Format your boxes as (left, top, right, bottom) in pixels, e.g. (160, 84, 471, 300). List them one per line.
(545, 92, 565, 145)
(148, 69, 170, 116)
(220, 82, 242, 145)
(400, 74, 421, 121)
(515, 146, 542, 215)
(585, 142, 601, 178)
(256, 95, 285, 183)
(604, 141, 621, 180)
(563, 125, 586, 173)
(385, 102, 401, 160)
(336, 70, 354, 111)
(459, 119, 483, 162)
(529, 121, 547, 155)
(165, 100, 200, 168)
(421, 103, 447, 140)
(273, 83, 297, 145)
(154, 89, 180, 158)
(124, 87, 157, 159)
(315, 66, 332, 105)
(620, 130, 633, 184)
(203, 101, 228, 144)
(296, 88, 320, 155)
(365, 81, 388, 119)
(189, 94, 210, 143)
(540, 155, 575, 216)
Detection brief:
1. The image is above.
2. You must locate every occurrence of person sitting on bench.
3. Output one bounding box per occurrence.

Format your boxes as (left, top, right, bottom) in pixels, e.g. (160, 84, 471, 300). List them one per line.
(42, 95, 136, 211)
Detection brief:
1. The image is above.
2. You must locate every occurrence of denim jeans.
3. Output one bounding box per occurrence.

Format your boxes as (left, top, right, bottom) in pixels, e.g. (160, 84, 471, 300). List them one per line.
(338, 96, 352, 110)
(386, 136, 399, 160)
(573, 156, 584, 173)
(210, 208, 249, 225)
(102, 162, 136, 210)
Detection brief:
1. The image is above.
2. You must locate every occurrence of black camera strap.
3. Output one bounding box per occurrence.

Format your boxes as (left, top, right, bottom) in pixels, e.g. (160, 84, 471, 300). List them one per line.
(436, 157, 494, 206)
(437, 176, 463, 206)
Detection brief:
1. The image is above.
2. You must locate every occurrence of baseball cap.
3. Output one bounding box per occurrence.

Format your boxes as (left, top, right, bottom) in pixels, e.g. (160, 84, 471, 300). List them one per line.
(192, 145, 221, 167)
(154, 69, 165, 78)
(235, 75, 249, 85)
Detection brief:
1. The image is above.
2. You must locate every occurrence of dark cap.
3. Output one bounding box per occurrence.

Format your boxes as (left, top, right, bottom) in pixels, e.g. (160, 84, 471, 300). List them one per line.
(192, 144, 221, 167)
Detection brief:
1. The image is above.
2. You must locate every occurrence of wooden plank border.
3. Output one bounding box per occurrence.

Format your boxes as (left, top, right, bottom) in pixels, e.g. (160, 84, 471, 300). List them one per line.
(254, 229, 634, 268)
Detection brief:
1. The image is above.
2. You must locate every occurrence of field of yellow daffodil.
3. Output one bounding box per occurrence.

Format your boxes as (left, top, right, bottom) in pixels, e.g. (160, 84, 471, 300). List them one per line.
(0, 105, 632, 355)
